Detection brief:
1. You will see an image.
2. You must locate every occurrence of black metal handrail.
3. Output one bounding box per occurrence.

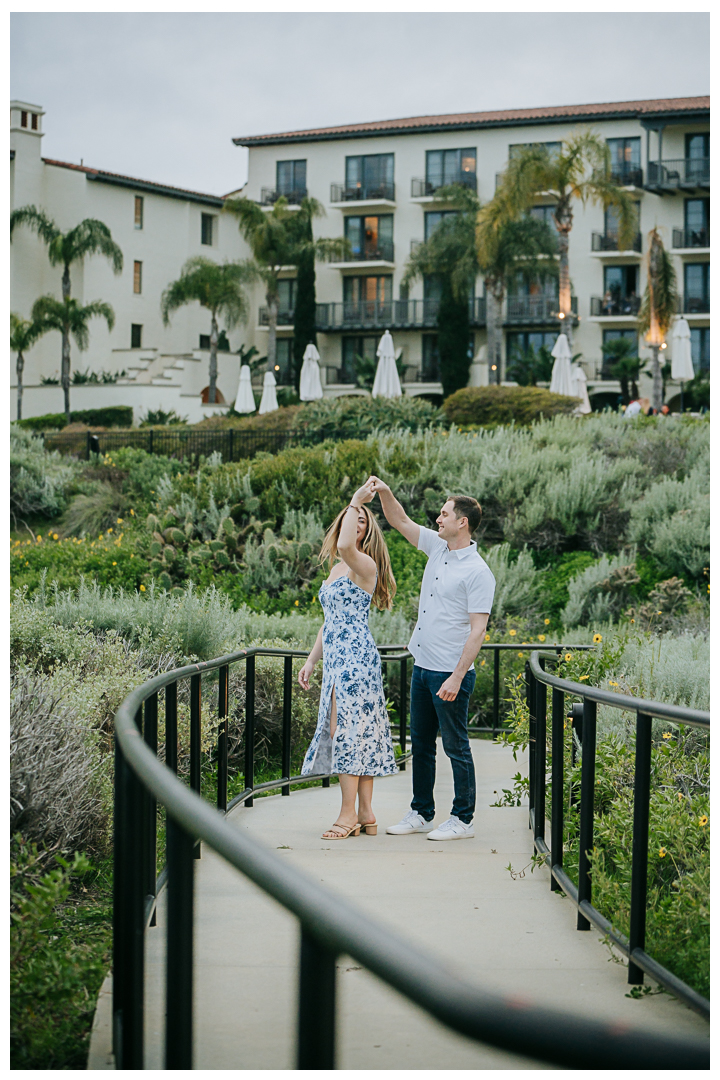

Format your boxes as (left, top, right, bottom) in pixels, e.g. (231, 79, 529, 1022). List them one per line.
(672, 227, 710, 250)
(591, 231, 642, 253)
(314, 296, 487, 332)
(111, 642, 708, 1069)
(525, 650, 710, 1021)
(330, 181, 395, 203)
(646, 158, 710, 189)
(505, 295, 578, 323)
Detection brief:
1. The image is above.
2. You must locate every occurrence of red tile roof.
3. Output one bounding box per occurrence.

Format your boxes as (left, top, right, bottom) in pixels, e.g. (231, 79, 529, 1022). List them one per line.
(42, 158, 225, 204)
(234, 96, 709, 146)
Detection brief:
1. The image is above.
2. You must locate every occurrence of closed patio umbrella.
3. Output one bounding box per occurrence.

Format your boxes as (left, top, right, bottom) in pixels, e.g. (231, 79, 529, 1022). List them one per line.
(299, 343, 323, 401)
(570, 363, 591, 414)
(258, 369, 279, 414)
(372, 330, 402, 398)
(234, 364, 256, 413)
(671, 317, 694, 413)
(549, 333, 575, 398)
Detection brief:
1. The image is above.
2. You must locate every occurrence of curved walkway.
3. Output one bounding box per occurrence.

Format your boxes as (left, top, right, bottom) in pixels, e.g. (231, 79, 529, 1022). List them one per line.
(93, 739, 708, 1069)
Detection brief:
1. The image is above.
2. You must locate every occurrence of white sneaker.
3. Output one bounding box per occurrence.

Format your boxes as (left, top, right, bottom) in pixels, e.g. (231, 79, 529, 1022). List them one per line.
(386, 810, 435, 835)
(427, 816, 474, 841)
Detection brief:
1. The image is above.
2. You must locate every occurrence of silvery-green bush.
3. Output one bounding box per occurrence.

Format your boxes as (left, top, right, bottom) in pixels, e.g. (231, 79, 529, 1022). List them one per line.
(10, 427, 78, 522)
(483, 543, 539, 619)
(628, 462, 709, 581)
(561, 548, 637, 629)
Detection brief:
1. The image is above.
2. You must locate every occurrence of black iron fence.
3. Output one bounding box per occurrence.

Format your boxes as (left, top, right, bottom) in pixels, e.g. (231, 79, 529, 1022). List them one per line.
(314, 297, 487, 332)
(41, 427, 323, 463)
(260, 187, 308, 206)
(525, 650, 709, 1019)
(411, 175, 477, 197)
(590, 295, 641, 317)
(330, 181, 395, 203)
(609, 163, 644, 187)
(646, 158, 710, 190)
(591, 231, 642, 253)
(672, 227, 710, 250)
(110, 642, 708, 1069)
(505, 295, 578, 324)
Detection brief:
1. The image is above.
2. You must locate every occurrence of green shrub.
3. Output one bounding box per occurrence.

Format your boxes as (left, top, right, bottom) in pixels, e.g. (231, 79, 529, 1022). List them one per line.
(442, 386, 580, 426)
(628, 465, 710, 582)
(296, 394, 443, 440)
(10, 428, 78, 522)
(11, 533, 147, 596)
(16, 406, 134, 432)
(561, 549, 638, 628)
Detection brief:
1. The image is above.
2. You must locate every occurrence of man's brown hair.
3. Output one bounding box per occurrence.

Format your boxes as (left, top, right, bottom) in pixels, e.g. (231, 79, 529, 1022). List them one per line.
(448, 495, 482, 535)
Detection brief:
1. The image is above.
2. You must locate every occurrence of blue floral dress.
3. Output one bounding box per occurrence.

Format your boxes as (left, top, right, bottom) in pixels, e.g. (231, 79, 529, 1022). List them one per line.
(301, 574, 398, 777)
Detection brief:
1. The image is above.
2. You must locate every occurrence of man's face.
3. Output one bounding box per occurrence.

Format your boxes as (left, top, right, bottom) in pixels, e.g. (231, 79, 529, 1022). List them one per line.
(436, 500, 466, 540)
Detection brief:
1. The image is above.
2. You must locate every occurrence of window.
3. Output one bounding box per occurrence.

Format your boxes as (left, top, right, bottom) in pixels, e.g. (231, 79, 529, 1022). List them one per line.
(606, 138, 642, 185)
(684, 263, 709, 313)
(602, 328, 638, 377)
(133, 261, 142, 294)
(345, 154, 394, 199)
(201, 214, 215, 246)
(276, 160, 307, 200)
(509, 141, 561, 159)
(277, 279, 297, 322)
(344, 215, 393, 261)
(425, 148, 476, 191)
(31, 112, 38, 131)
(530, 204, 559, 235)
(604, 201, 640, 240)
(341, 335, 379, 384)
(506, 331, 559, 371)
(421, 336, 440, 381)
(601, 265, 638, 314)
(690, 327, 710, 371)
(199, 335, 211, 350)
(684, 199, 709, 244)
(20, 111, 28, 128)
(686, 133, 709, 160)
(424, 210, 457, 241)
(131, 324, 143, 349)
(343, 276, 392, 304)
(508, 272, 557, 298)
(134, 196, 144, 230)
(274, 340, 293, 384)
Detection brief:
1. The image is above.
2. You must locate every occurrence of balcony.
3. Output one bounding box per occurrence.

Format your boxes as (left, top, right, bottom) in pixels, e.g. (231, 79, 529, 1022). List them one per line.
(329, 241, 394, 266)
(677, 294, 710, 315)
(646, 158, 710, 192)
(329, 181, 395, 204)
(505, 296, 578, 324)
(260, 187, 307, 206)
(591, 231, 642, 254)
(410, 174, 477, 198)
(258, 307, 294, 327)
(590, 295, 641, 317)
(609, 164, 643, 187)
(673, 228, 710, 251)
(315, 297, 486, 332)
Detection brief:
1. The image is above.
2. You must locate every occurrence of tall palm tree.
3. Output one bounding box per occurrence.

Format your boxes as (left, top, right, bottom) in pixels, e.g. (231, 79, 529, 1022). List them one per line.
(638, 228, 678, 410)
(476, 194, 559, 384)
(161, 258, 253, 405)
(224, 195, 346, 377)
(497, 132, 637, 349)
(31, 296, 115, 420)
(10, 206, 123, 301)
(11, 313, 47, 421)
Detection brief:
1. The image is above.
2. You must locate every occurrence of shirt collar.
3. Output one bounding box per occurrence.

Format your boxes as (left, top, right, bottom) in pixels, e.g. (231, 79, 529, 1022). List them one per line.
(448, 541, 477, 560)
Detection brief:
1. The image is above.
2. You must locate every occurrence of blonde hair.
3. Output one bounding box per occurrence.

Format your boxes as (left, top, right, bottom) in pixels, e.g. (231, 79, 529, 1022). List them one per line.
(319, 504, 396, 610)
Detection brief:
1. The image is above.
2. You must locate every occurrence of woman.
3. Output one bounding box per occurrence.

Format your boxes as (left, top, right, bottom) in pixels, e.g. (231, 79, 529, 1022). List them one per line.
(298, 480, 398, 839)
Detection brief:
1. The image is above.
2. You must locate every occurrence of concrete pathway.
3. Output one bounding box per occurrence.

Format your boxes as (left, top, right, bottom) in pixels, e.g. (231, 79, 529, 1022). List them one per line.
(93, 739, 708, 1069)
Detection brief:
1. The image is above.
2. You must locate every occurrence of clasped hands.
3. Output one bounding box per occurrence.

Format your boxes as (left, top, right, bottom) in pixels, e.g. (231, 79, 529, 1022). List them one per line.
(349, 475, 389, 508)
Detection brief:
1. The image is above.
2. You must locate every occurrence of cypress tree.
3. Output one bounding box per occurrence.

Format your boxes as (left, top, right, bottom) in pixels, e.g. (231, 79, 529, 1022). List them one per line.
(293, 211, 317, 391)
(436, 277, 470, 397)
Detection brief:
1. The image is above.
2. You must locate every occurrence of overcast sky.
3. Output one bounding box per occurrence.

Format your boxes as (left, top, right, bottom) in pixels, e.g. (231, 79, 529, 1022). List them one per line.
(11, 11, 710, 196)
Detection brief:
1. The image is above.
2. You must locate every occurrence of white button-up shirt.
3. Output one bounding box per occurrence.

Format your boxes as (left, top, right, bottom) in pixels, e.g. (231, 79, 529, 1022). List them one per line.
(407, 526, 496, 673)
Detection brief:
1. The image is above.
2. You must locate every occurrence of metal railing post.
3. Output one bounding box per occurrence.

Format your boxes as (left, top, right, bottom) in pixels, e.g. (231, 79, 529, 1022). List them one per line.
(190, 674, 202, 857)
(217, 666, 229, 812)
(576, 699, 597, 930)
(245, 654, 255, 807)
(550, 687, 565, 892)
(282, 655, 292, 795)
(297, 927, 337, 1069)
(628, 711, 652, 984)
(399, 657, 408, 771)
(165, 681, 178, 773)
(534, 666, 547, 845)
(165, 816, 195, 1069)
(143, 693, 158, 924)
(493, 647, 500, 734)
(526, 662, 536, 830)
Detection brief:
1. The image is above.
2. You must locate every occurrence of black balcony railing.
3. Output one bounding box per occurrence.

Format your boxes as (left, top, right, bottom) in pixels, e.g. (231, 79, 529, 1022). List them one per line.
(672, 228, 710, 250)
(411, 174, 477, 198)
(526, 651, 709, 1019)
(259, 307, 295, 326)
(329, 241, 394, 264)
(591, 231, 642, 253)
(505, 296, 578, 323)
(330, 181, 395, 203)
(590, 295, 641, 317)
(677, 294, 710, 315)
(108, 639, 708, 1069)
(646, 158, 710, 190)
(260, 187, 307, 206)
(314, 297, 486, 331)
(609, 164, 643, 187)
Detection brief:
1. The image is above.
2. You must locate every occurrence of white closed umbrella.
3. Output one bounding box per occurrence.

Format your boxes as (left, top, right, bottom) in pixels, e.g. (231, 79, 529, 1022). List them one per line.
(258, 369, 279, 414)
(570, 364, 591, 414)
(299, 342, 323, 401)
(671, 317, 694, 412)
(549, 333, 575, 397)
(234, 364, 256, 414)
(372, 330, 403, 398)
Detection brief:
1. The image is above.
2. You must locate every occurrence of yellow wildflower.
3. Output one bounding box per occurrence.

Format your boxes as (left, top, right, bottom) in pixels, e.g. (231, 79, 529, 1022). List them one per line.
(112, 561, 117, 566)
(517, 652, 524, 658)
(53, 533, 59, 540)
(294, 600, 299, 606)
(544, 618, 550, 625)
(117, 518, 124, 524)
(484, 633, 490, 641)
(564, 653, 572, 662)
(140, 584, 146, 592)
(609, 680, 619, 687)
(538, 634, 546, 643)
(662, 733, 672, 740)
(677, 792, 683, 801)
(509, 629, 517, 637)
(36, 535, 42, 541)
(130, 554, 135, 559)
(480, 659, 485, 667)
(130, 509, 135, 516)
(593, 633, 602, 644)
(579, 675, 589, 681)
(699, 816, 708, 827)
(107, 528, 113, 533)
(659, 847, 667, 858)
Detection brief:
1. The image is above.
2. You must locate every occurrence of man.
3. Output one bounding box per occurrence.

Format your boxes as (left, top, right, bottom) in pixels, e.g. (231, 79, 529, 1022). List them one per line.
(367, 478, 495, 840)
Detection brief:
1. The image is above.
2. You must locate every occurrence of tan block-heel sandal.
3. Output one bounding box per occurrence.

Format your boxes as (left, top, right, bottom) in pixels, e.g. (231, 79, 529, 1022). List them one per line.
(359, 822, 378, 835)
(322, 822, 361, 839)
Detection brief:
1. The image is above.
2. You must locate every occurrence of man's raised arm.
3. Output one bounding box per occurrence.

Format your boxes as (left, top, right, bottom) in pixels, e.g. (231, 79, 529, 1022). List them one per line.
(368, 476, 421, 548)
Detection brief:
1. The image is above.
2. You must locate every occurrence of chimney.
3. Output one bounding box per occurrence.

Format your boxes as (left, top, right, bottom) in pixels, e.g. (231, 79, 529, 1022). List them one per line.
(10, 100, 45, 161)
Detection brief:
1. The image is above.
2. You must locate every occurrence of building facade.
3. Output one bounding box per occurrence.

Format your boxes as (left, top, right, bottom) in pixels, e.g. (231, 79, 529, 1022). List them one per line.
(235, 95, 710, 406)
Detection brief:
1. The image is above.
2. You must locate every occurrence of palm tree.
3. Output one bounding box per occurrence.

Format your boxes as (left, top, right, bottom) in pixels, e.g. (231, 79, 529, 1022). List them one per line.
(497, 132, 637, 349)
(638, 228, 678, 411)
(10, 206, 123, 302)
(161, 258, 252, 405)
(224, 195, 346, 379)
(600, 336, 646, 404)
(31, 296, 115, 420)
(11, 313, 47, 421)
(476, 196, 559, 384)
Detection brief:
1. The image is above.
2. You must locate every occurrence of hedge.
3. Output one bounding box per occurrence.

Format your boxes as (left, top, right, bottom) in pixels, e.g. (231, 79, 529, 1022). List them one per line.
(443, 386, 580, 427)
(16, 407, 134, 432)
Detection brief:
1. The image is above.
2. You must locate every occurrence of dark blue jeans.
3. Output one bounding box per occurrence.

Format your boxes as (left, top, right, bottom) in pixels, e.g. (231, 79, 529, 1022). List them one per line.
(410, 666, 476, 824)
